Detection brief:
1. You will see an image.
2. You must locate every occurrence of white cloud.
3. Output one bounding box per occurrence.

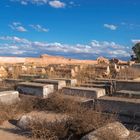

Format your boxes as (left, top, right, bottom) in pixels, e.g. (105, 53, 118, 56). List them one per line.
(10, 0, 66, 8)
(49, 0, 65, 8)
(21, 1, 28, 5)
(104, 24, 117, 30)
(131, 39, 140, 44)
(10, 0, 48, 5)
(9, 22, 27, 32)
(120, 22, 140, 30)
(30, 24, 49, 32)
(16, 26, 27, 32)
(0, 36, 30, 44)
(0, 36, 131, 59)
(68, 1, 79, 7)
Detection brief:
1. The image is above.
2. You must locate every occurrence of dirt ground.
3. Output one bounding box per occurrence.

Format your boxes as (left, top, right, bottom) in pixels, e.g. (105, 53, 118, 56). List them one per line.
(0, 111, 67, 140)
(0, 120, 30, 140)
(0, 111, 140, 140)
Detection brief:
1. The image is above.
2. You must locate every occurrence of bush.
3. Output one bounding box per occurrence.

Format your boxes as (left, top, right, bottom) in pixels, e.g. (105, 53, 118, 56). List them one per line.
(0, 93, 116, 140)
(30, 119, 69, 140)
(0, 95, 37, 124)
(29, 94, 115, 140)
(33, 93, 80, 113)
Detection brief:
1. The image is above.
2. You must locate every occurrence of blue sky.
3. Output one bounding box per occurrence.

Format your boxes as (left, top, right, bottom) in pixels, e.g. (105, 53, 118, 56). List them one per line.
(0, 0, 140, 60)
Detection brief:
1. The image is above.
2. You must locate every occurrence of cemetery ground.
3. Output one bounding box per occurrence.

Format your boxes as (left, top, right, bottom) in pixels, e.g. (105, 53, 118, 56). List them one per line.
(0, 61, 140, 140)
(0, 93, 140, 140)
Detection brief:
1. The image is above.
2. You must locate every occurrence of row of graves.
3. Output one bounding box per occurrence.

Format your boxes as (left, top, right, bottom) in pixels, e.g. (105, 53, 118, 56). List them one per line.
(0, 62, 140, 129)
(45, 64, 84, 78)
(0, 63, 83, 79)
(0, 59, 133, 80)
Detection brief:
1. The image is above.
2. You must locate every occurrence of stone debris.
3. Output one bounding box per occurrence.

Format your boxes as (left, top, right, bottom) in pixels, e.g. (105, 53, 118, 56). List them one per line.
(17, 115, 32, 130)
(81, 122, 130, 140)
(16, 111, 67, 130)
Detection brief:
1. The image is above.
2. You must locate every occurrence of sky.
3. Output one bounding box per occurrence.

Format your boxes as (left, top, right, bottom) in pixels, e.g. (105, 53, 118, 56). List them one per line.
(0, 0, 140, 60)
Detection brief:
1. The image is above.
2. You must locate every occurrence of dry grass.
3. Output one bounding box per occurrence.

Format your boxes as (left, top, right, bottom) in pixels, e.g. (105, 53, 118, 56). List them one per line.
(30, 119, 68, 140)
(29, 115, 117, 140)
(0, 93, 116, 140)
(33, 94, 81, 113)
(76, 66, 96, 85)
(27, 94, 116, 140)
(0, 81, 15, 91)
(0, 95, 37, 124)
(116, 67, 140, 80)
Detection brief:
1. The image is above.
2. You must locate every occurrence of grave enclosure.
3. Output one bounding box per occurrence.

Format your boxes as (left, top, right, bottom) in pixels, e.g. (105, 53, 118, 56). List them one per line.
(17, 82, 54, 98)
(0, 62, 140, 130)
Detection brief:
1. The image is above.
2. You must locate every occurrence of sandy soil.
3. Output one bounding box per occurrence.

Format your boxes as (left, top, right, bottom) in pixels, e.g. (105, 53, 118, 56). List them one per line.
(0, 111, 67, 140)
(0, 121, 30, 140)
(0, 111, 139, 140)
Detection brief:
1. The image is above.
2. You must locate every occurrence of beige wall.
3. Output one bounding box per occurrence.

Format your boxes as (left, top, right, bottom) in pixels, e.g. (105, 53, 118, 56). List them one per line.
(0, 55, 98, 65)
(0, 57, 26, 64)
(40, 54, 98, 65)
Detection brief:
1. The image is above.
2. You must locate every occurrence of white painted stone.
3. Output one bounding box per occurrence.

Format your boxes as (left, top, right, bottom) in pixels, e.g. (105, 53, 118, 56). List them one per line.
(81, 122, 130, 140)
(52, 78, 77, 86)
(0, 91, 19, 104)
(71, 69, 76, 78)
(32, 79, 66, 90)
(74, 66, 79, 72)
(62, 87, 106, 99)
(17, 82, 54, 98)
(67, 79, 77, 86)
